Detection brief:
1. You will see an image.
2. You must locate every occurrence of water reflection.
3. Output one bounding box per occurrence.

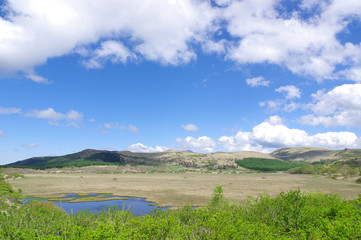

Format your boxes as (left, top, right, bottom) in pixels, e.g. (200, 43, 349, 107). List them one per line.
(25, 194, 168, 216)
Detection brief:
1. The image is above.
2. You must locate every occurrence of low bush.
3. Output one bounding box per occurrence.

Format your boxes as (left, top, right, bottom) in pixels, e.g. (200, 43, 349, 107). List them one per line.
(356, 177, 361, 184)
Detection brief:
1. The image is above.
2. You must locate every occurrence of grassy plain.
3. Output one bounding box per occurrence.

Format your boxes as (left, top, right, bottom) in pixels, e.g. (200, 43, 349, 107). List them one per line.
(5, 167, 361, 208)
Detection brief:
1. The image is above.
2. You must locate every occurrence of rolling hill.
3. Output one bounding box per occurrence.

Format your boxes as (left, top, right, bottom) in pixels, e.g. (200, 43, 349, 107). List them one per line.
(5, 149, 275, 169)
(5, 147, 361, 172)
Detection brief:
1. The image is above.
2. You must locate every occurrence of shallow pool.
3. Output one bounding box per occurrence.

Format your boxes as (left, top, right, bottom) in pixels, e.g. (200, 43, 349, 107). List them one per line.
(25, 194, 168, 216)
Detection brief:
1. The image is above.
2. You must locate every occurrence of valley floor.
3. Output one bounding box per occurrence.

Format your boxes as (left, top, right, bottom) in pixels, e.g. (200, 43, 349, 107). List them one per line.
(5, 167, 361, 208)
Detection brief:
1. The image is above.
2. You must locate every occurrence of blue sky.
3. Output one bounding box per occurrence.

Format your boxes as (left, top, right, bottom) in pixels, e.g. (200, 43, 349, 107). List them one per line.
(1, 0, 361, 164)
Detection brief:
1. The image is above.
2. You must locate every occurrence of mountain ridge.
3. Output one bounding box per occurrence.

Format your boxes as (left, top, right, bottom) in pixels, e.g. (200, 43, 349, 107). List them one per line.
(5, 147, 361, 169)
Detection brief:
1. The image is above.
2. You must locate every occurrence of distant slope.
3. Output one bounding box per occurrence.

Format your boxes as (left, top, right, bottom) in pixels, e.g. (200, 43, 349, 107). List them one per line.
(6, 147, 361, 170)
(271, 147, 338, 162)
(335, 149, 361, 159)
(7, 149, 127, 168)
(6, 149, 276, 169)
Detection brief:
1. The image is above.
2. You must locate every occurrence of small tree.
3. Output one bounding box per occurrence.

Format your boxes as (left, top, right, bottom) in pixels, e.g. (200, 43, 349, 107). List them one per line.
(209, 185, 224, 208)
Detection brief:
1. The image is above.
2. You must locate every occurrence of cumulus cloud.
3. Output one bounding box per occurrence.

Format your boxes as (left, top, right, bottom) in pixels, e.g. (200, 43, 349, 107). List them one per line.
(0, 130, 6, 137)
(218, 115, 360, 152)
(0, 0, 217, 81)
(25, 107, 83, 126)
(260, 85, 301, 113)
(26, 108, 66, 120)
(275, 85, 301, 99)
(301, 84, 361, 127)
(84, 40, 136, 69)
(339, 67, 361, 82)
(127, 143, 168, 153)
(181, 123, 199, 132)
(223, 0, 361, 81)
(246, 76, 270, 87)
(176, 136, 216, 153)
(26, 108, 82, 121)
(104, 123, 139, 133)
(0, 107, 21, 114)
(1, 1, 361, 82)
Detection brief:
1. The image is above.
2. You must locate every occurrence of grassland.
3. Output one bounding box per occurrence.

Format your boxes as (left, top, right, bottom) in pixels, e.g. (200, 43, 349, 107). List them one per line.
(5, 167, 361, 208)
(2, 171, 361, 239)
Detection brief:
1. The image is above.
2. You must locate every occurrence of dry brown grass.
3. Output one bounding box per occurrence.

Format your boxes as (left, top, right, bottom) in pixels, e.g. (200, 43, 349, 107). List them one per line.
(6, 169, 361, 208)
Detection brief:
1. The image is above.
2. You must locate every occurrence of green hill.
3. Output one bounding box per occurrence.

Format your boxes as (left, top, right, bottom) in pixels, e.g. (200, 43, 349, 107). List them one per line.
(6, 149, 127, 168)
(5, 147, 361, 172)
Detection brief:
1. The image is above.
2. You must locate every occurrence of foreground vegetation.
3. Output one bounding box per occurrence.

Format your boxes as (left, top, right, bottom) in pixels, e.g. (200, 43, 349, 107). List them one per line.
(2, 173, 361, 239)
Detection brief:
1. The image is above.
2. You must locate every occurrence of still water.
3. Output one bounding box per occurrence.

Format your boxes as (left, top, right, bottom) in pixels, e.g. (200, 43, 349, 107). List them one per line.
(26, 194, 168, 216)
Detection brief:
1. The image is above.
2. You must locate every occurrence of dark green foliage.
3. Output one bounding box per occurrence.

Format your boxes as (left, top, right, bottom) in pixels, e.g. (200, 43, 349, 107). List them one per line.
(1, 175, 361, 239)
(342, 158, 361, 167)
(87, 152, 124, 163)
(236, 157, 304, 171)
(6, 151, 126, 169)
(356, 177, 361, 184)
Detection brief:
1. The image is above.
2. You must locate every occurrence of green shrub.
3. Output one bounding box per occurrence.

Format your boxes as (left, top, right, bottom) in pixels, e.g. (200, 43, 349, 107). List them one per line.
(356, 177, 361, 184)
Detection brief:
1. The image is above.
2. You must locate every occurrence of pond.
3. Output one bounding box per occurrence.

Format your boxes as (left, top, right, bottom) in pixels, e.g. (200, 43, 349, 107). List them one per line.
(24, 193, 168, 216)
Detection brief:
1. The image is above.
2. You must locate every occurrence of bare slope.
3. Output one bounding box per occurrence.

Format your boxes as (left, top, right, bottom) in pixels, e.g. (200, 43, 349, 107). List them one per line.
(7, 147, 361, 169)
(271, 147, 338, 162)
(6, 149, 275, 169)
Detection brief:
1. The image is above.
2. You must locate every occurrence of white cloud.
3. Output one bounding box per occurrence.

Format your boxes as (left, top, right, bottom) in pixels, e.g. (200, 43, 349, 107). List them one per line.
(218, 115, 360, 152)
(26, 108, 83, 125)
(246, 76, 270, 87)
(25, 73, 49, 84)
(26, 108, 65, 121)
(22, 143, 37, 147)
(66, 110, 83, 121)
(176, 136, 216, 153)
(339, 67, 361, 82)
(260, 85, 302, 113)
(218, 132, 264, 152)
(275, 85, 301, 99)
(223, 0, 361, 81)
(84, 40, 136, 69)
(0, 130, 6, 137)
(301, 84, 361, 127)
(310, 132, 358, 148)
(181, 123, 199, 132)
(0, 107, 21, 114)
(2, 1, 360, 82)
(127, 143, 168, 153)
(104, 123, 139, 133)
(0, 0, 217, 81)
